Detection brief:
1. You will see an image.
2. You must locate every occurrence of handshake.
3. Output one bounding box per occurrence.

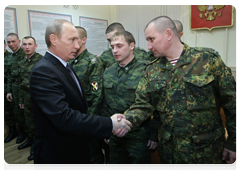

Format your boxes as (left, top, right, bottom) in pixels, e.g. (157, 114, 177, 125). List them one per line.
(110, 114, 132, 137)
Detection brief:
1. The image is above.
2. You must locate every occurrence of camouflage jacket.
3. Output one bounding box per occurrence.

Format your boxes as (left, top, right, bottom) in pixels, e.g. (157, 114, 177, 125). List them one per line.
(4, 50, 12, 84)
(124, 43, 236, 152)
(102, 57, 158, 141)
(69, 49, 103, 116)
(147, 50, 158, 62)
(99, 47, 148, 69)
(7, 47, 26, 93)
(19, 52, 43, 103)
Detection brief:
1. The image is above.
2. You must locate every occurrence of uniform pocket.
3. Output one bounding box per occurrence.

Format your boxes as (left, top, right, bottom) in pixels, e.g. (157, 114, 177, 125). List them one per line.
(183, 75, 216, 111)
(103, 81, 114, 104)
(149, 80, 166, 112)
(192, 129, 224, 163)
(126, 83, 138, 104)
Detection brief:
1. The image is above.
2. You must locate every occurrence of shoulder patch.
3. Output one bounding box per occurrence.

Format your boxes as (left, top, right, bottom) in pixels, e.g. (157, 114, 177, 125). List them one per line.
(89, 55, 99, 64)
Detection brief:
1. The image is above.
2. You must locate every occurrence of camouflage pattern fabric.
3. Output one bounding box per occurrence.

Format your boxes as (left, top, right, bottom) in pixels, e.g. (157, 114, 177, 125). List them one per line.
(69, 49, 103, 116)
(147, 50, 158, 62)
(99, 47, 149, 69)
(109, 135, 151, 164)
(102, 57, 158, 163)
(7, 48, 26, 129)
(4, 50, 15, 126)
(124, 43, 236, 163)
(19, 52, 43, 138)
(69, 49, 104, 164)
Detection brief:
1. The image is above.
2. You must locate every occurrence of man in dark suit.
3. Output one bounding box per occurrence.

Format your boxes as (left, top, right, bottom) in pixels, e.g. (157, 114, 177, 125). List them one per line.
(30, 19, 132, 164)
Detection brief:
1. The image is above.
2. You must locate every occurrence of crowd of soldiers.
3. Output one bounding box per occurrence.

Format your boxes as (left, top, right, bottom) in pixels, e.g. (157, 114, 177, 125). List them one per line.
(4, 16, 236, 164)
(4, 22, 156, 163)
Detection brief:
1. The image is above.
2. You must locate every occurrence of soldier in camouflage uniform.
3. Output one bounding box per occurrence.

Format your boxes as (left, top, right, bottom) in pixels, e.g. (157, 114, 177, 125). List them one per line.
(4, 39, 17, 143)
(123, 16, 236, 164)
(6, 33, 27, 144)
(18, 36, 43, 160)
(99, 22, 151, 70)
(102, 31, 158, 164)
(69, 26, 105, 163)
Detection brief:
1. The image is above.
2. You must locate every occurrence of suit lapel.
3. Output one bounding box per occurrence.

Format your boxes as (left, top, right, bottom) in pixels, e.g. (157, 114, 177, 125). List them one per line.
(68, 64, 88, 107)
(44, 53, 88, 107)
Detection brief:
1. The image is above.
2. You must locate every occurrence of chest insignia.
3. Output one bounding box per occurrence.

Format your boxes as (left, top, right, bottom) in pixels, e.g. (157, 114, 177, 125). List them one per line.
(91, 81, 98, 91)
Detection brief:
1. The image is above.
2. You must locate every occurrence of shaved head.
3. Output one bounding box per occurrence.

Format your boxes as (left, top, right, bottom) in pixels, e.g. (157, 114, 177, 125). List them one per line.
(173, 20, 183, 34)
(145, 16, 178, 37)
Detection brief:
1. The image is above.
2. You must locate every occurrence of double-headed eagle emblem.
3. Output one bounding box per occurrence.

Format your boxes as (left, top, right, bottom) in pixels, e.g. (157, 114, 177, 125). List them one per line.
(197, 5, 225, 21)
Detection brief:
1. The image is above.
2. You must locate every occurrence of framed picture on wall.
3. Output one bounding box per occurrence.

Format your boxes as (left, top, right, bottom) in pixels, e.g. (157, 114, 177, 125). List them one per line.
(79, 16, 108, 56)
(28, 10, 72, 56)
(190, 5, 234, 31)
(4, 7, 18, 52)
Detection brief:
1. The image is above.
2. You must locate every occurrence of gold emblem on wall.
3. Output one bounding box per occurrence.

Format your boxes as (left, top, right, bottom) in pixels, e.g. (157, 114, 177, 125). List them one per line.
(197, 5, 225, 21)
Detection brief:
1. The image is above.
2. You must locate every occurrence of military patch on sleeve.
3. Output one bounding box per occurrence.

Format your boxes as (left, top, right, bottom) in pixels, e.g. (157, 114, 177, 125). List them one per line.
(91, 81, 98, 91)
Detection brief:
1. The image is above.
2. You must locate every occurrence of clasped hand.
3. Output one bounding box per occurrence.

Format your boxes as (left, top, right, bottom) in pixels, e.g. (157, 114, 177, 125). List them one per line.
(111, 114, 132, 137)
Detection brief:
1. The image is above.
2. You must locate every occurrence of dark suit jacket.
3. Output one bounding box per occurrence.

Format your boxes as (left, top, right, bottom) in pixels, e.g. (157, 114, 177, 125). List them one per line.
(30, 52, 112, 164)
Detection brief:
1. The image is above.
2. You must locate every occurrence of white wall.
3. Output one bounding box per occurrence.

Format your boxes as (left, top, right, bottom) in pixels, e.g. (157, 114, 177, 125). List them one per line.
(112, 5, 236, 68)
(6, 5, 113, 40)
(6, 5, 236, 67)
(182, 5, 236, 67)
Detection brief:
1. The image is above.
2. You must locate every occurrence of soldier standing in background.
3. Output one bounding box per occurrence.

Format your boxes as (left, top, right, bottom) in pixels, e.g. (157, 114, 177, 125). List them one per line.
(4, 39, 17, 143)
(102, 31, 158, 164)
(123, 16, 236, 164)
(173, 20, 183, 39)
(69, 26, 105, 163)
(100, 22, 149, 69)
(18, 36, 43, 160)
(6, 33, 27, 145)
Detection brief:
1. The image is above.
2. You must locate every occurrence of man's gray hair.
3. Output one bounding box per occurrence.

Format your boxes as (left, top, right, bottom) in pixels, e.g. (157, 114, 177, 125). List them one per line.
(45, 19, 73, 48)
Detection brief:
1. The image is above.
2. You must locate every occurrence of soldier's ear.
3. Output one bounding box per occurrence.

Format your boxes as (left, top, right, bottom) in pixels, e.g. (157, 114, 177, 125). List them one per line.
(179, 32, 183, 38)
(165, 29, 173, 41)
(82, 37, 87, 44)
(130, 42, 135, 51)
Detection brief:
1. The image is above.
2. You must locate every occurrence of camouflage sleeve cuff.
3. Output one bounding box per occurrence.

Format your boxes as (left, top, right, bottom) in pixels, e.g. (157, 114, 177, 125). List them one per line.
(224, 139, 236, 152)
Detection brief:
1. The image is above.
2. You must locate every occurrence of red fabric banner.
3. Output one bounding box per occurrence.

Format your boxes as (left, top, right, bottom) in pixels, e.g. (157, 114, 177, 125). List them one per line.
(191, 5, 234, 31)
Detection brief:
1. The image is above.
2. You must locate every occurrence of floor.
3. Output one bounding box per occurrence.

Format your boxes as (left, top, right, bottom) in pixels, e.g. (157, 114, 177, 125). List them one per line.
(4, 134, 238, 170)
(4, 134, 33, 164)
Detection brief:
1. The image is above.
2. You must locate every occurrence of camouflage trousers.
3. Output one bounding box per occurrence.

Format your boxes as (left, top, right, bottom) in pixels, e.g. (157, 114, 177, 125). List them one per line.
(4, 83, 15, 127)
(23, 90, 36, 139)
(89, 137, 104, 164)
(109, 135, 151, 164)
(12, 83, 25, 130)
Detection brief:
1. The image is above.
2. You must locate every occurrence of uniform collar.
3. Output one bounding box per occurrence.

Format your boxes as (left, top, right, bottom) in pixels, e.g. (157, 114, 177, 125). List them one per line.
(13, 47, 23, 56)
(158, 43, 191, 70)
(73, 49, 88, 64)
(25, 52, 37, 62)
(117, 56, 137, 73)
